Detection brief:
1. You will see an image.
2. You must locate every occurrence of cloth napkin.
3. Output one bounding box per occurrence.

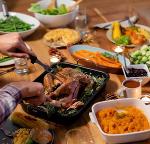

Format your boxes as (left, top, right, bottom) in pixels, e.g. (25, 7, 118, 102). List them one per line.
(93, 15, 139, 29)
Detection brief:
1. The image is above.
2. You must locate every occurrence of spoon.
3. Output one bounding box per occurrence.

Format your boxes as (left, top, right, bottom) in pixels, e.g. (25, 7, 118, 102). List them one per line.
(123, 52, 129, 74)
(1, 0, 9, 17)
(47, 0, 57, 9)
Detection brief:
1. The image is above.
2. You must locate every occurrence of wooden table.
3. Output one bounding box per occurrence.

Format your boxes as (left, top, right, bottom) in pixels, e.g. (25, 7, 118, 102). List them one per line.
(1, 0, 150, 143)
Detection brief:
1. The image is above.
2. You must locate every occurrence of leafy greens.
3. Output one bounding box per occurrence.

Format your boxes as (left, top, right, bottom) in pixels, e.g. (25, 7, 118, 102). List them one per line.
(28, 3, 68, 15)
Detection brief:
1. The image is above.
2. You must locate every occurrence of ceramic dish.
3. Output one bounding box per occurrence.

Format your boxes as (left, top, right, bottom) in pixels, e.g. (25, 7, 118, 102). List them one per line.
(68, 44, 130, 74)
(106, 24, 150, 47)
(122, 64, 150, 86)
(89, 98, 150, 144)
(0, 12, 40, 38)
(34, 0, 79, 28)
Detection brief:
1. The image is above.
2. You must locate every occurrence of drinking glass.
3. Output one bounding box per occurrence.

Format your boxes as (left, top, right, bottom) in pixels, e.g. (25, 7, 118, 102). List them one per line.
(65, 128, 94, 144)
(14, 58, 29, 74)
(74, 8, 88, 35)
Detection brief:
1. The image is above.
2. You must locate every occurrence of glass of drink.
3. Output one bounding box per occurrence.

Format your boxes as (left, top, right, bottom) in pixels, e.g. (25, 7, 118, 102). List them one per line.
(65, 128, 94, 144)
(14, 58, 29, 74)
(74, 8, 88, 35)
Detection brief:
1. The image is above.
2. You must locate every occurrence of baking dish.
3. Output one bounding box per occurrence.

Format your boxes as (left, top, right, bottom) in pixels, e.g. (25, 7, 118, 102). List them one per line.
(89, 98, 150, 144)
(22, 62, 109, 124)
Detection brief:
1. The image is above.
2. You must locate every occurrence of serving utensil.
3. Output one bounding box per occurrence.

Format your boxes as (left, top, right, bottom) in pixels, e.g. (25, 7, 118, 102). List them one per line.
(29, 55, 63, 83)
(68, 0, 83, 12)
(123, 52, 129, 74)
(93, 8, 108, 23)
(127, 16, 134, 26)
(0, 0, 9, 17)
(48, 0, 57, 9)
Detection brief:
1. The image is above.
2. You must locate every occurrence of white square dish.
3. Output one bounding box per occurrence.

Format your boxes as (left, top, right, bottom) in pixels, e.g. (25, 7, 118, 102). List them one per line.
(122, 64, 150, 86)
(89, 98, 150, 144)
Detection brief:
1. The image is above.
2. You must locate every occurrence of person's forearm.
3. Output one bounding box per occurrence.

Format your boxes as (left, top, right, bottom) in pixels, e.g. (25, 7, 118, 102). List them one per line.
(0, 85, 21, 123)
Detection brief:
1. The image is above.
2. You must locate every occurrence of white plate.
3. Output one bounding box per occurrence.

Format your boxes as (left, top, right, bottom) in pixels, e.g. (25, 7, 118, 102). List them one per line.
(0, 58, 15, 67)
(0, 12, 40, 38)
(106, 24, 150, 47)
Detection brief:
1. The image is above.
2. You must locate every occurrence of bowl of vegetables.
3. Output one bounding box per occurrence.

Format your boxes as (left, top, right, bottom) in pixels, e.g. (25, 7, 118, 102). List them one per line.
(130, 44, 150, 70)
(28, 0, 79, 28)
(0, 12, 40, 38)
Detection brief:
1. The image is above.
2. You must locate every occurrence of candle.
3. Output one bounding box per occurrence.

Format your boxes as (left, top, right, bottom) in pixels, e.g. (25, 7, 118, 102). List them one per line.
(114, 46, 124, 53)
(50, 55, 60, 64)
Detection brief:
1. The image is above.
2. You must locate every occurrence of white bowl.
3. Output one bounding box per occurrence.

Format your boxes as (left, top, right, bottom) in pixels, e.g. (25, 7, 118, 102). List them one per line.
(122, 64, 150, 86)
(0, 12, 40, 38)
(89, 98, 150, 144)
(34, 0, 79, 28)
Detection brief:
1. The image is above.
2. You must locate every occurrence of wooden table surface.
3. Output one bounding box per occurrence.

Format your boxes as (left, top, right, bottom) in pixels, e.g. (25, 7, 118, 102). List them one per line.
(1, 0, 150, 143)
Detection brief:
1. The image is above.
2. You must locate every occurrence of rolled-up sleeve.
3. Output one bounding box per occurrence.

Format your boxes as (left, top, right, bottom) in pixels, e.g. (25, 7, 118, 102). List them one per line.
(0, 85, 21, 123)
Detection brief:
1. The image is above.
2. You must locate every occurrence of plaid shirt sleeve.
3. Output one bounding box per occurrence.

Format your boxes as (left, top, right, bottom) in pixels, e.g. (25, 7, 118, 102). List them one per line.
(0, 85, 21, 123)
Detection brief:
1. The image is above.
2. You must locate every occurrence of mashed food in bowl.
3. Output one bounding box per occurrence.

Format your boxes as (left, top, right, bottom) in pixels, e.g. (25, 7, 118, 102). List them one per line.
(96, 106, 150, 134)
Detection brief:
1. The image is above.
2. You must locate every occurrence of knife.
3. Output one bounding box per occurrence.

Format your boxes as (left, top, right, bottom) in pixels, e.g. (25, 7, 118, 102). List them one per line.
(93, 15, 139, 29)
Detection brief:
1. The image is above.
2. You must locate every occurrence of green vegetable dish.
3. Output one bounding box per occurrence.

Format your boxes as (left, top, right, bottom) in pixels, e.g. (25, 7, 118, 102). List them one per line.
(0, 56, 13, 63)
(0, 16, 33, 32)
(28, 3, 68, 15)
(130, 45, 150, 70)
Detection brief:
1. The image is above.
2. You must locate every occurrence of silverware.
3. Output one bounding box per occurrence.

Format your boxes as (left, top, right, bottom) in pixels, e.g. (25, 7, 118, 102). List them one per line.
(102, 17, 129, 29)
(126, 16, 134, 26)
(29, 55, 63, 82)
(1, 0, 9, 17)
(93, 8, 108, 23)
(0, 67, 15, 75)
(123, 53, 129, 74)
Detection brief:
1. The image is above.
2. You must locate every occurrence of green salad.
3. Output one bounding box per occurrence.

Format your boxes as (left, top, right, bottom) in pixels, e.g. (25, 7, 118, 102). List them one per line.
(0, 16, 33, 32)
(28, 3, 68, 15)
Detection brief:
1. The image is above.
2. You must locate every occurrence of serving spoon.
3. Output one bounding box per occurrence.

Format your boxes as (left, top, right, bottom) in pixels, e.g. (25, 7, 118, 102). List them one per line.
(68, 0, 83, 12)
(0, 0, 9, 17)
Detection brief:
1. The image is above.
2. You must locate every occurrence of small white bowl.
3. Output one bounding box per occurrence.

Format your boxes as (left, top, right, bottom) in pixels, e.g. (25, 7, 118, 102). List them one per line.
(122, 64, 150, 86)
(34, 0, 79, 28)
(89, 98, 150, 144)
(0, 12, 40, 38)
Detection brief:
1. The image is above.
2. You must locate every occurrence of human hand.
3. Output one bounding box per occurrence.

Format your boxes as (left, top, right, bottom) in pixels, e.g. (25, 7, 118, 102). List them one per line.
(10, 81, 47, 106)
(0, 33, 35, 58)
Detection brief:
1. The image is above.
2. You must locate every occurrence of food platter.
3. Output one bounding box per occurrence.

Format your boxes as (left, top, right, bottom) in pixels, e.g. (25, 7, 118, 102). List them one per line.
(68, 45, 130, 73)
(106, 24, 150, 47)
(22, 62, 109, 124)
(0, 117, 54, 144)
(43, 28, 81, 48)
